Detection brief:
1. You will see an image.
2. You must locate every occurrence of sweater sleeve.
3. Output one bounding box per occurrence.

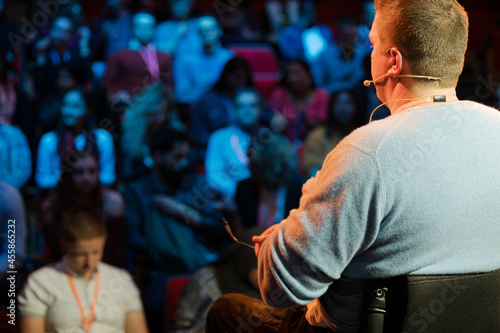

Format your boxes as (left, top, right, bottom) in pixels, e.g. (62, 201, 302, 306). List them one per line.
(258, 142, 386, 308)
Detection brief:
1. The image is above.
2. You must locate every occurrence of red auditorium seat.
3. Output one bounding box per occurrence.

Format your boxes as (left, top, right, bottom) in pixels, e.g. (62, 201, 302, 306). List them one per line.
(228, 43, 281, 100)
(164, 276, 191, 329)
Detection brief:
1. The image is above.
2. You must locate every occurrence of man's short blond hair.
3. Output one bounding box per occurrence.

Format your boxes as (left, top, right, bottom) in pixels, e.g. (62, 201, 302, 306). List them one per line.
(375, 0, 468, 86)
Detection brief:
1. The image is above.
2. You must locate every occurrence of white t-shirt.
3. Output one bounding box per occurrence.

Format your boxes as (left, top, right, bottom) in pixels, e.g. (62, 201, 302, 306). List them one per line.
(18, 259, 143, 333)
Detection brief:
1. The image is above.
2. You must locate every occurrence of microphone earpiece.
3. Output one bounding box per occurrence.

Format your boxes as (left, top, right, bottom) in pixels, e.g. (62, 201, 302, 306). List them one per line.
(364, 73, 393, 86)
(364, 74, 442, 87)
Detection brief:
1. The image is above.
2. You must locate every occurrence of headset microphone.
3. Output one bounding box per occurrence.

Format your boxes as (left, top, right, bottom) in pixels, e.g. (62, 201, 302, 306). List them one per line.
(364, 73, 392, 86)
(364, 74, 442, 87)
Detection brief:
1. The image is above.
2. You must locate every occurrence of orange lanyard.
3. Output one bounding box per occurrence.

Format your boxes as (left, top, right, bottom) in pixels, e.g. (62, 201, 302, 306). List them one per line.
(67, 273, 100, 333)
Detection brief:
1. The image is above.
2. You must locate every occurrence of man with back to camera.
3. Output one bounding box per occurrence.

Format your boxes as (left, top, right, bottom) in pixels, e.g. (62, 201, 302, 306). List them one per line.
(205, 0, 500, 332)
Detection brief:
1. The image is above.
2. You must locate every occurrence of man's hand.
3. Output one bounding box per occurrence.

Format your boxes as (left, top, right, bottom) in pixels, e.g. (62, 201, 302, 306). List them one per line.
(252, 223, 281, 257)
(155, 195, 202, 227)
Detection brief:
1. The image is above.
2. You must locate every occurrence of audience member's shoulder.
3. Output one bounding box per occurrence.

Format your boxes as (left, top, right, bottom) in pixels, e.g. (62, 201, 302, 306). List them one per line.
(0, 181, 20, 199)
(1, 124, 25, 137)
(28, 262, 65, 282)
(39, 130, 58, 145)
(103, 189, 125, 217)
(98, 262, 133, 280)
(93, 128, 114, 141)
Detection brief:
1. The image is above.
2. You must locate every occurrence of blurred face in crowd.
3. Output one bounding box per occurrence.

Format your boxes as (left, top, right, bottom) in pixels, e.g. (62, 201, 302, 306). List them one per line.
(155, 141, 190, 185)
(300, 0, 316, 27)
(56, 67, 77, 93)
(133, 13, 156, 45)
(170, 0, 193, 20)
(332, 91, 356, 124)
(286, 61, 312, 93)
(337, 22, 359, 56)
(61, 90, 86, 127)
(198, 16, 221, 47)
(235, 91, 261, 128)
(64, 237, 106, 279)
(51, 17, 73, 48)
(146, 99, 169, 134)
(72, 155, 99, 194)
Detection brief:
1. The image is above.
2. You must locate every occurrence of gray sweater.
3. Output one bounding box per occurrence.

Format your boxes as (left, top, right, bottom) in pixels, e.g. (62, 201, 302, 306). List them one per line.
(258, 101, 500, 332)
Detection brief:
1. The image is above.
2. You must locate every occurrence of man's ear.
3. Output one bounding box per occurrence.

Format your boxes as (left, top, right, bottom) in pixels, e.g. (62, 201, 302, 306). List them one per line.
(387, 47, 404, 76)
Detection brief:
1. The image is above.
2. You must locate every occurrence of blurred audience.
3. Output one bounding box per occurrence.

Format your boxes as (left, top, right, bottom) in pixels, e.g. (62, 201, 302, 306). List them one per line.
(154, 0, 201, 57)
(37, 64, 86, 134)
(303, 90, 361, 177)
(39, 150, 125, 267)
(170, 227, 265, 333)
(91, 0, 134, 61)
(270, 59, 329, 143)
(35, 88, 116, 189)
(102, 12, 174, 102)
(264, 0, 300, 43)
(189, 57, 254, 163)
(0, 122, 31, 189)
(33, 16, 92, 97)
(173, 15, 233, 104)
(124, 128, 227, 331)
(277, 0, 334, 64)
(121, 83, 184, 181)
(205, 87, 264, 198)
(314, 15, 370, 94)
(235, 129, 303, 232)
(217, 0, 262, 45)
(19, 208, 149, 333)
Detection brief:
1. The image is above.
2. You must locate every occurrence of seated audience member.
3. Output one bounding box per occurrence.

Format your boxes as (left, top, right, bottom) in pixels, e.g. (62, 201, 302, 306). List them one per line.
(18, 208, 148, 333)
(303, 90, 361, 177)
(40, 150, 125, 267)
(37, 65, 85, 134)
(91, 0, 134, 61)
(170, 227, 265, 333)
(205, 87, 263, 198)
(33, 16, 92, 97)
(35, 88, 116, 190)
(190, 57, 262, 164)
(154, 0, 201, 57)
(270, 59, 329, 143)
(102, 12, 174, 101)
(121, 83, 184, 181)
(264, 0, 300, 43)
(314, 15, 371, 94)
(0, 123, 32, 189)
(173, 15, 233, 105)
(217, 0, 262, 45)
(124, 128, 228, 331)
(0, 181, 27, 306)
(235, 130, 303, 232)
(124, 129, 227, 273)
(277, 0, 334, 64)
